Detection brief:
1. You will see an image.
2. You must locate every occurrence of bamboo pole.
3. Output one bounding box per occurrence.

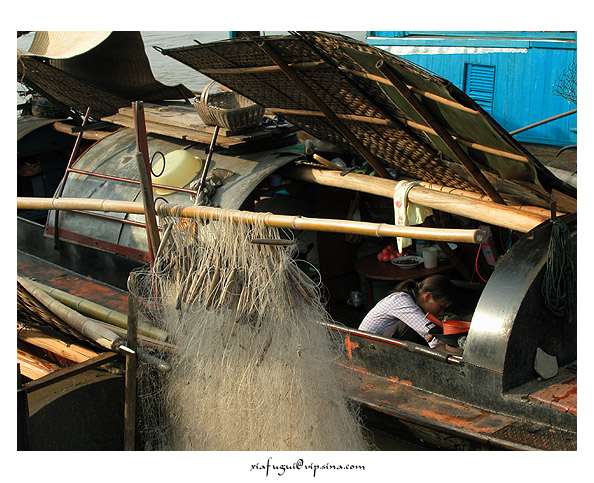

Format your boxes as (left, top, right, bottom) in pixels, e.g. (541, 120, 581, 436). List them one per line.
(340, 68, 481, 115)
(270, 107, 530, 163)
(17, 197, 486, 244)
(282, 166, 549, 233)
(18, 276, 130, 352)
(27, 279, 169, 342)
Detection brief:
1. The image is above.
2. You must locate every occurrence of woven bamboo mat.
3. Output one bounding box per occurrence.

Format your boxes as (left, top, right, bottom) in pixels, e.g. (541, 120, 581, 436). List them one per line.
(160, 32, 576, 202)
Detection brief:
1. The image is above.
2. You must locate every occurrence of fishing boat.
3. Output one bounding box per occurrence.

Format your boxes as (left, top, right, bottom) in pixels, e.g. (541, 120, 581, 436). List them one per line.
(16, 31, 577, 451)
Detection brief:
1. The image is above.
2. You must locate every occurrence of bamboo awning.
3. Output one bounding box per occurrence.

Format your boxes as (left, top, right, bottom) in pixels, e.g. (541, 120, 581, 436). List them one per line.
(17, 31, 195, 119)
(158, 32, 575, 208)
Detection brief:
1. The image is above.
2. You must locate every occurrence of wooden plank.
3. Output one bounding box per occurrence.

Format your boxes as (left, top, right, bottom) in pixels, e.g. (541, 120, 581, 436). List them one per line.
(17, 349, 62, 380)
(102, 113, 242, 147)
(17, 322, 100, 363)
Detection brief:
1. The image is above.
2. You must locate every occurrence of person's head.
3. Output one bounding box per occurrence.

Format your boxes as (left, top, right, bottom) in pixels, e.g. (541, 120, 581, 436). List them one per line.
(394, 275, 454, 317)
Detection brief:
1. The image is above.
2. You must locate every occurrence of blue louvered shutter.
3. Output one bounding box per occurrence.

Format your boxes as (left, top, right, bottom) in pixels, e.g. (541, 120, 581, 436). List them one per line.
(464, 64, 496, 113)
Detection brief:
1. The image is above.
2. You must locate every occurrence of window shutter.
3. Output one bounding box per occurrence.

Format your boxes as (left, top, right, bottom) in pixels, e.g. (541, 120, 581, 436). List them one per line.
(464, 64, 496, 113)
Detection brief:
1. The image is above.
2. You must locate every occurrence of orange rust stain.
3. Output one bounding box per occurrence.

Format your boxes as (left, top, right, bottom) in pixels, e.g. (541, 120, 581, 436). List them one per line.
(529, 376, 577, 415)
(413, 409, 503, 433)
(387, 376, 413, 386)
(344, 334, 359, 360)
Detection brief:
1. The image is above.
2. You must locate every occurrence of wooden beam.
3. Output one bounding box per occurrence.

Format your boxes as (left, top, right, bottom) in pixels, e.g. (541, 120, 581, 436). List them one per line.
(124, 274, 138, 451)
(375, 60, 507, 205)
(133, 102, 161, 262)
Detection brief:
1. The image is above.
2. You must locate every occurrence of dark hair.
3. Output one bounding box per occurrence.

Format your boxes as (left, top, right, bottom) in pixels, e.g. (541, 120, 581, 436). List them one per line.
(393, 275, 454, 305)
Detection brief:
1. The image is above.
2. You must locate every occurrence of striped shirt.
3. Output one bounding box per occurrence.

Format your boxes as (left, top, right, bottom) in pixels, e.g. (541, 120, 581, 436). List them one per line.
(358, 291, 442, 348)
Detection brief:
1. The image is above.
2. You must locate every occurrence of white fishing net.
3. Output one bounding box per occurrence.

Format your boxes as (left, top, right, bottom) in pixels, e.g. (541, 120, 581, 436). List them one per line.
(132, 209, 367, 451)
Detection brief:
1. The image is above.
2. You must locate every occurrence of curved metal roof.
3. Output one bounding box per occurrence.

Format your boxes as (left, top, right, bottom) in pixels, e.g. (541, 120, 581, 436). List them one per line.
(46, 128, 300, 257)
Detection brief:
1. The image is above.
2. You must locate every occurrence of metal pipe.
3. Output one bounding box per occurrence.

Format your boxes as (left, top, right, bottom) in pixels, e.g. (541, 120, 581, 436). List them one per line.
(54, 107, 92, 248)
(67, 168, 199, 195)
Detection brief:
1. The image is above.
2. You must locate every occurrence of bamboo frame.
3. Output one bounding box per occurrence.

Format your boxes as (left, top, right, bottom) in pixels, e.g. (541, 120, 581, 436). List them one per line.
(270, 107, 529, 163)
(16, 196, 486, 244)
(199, 60, 324, 75)
(340, 67, 481, 115)
(376, 60, 506, 205)
(188, 59, 479, 116)
(257, 39, 393, 179)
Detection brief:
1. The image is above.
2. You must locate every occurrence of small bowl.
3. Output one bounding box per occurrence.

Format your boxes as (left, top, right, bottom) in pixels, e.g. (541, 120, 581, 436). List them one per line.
(443, 320, 471, 335)
(391, 255, 423, 269)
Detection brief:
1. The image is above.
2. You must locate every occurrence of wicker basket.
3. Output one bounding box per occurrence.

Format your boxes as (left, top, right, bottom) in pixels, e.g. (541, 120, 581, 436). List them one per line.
(193, 80, 265, 131)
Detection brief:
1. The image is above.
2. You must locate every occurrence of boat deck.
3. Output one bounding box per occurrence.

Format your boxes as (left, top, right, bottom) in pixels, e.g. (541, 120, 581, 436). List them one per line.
(336, 361, 577, 450)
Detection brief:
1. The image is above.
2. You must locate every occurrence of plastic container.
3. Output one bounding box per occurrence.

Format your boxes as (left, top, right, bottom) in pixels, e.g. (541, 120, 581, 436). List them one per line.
(422, 246, 438, 269)
(152, 150, 203, 196)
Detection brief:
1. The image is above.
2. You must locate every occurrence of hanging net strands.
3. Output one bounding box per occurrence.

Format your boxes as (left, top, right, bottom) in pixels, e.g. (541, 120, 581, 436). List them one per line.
(133, 209, 368, 451)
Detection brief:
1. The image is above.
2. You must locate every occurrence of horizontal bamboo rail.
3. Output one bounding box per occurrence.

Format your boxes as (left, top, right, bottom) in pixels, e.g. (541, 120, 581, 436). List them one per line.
(199, 60, 324, 75)
(340, 68, 481, 115)
(17, 196, 485, 244)
(283, 166, 549, 233)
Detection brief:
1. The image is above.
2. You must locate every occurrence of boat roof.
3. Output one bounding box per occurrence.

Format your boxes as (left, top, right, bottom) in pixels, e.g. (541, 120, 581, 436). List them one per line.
(158, 32, 575, 209)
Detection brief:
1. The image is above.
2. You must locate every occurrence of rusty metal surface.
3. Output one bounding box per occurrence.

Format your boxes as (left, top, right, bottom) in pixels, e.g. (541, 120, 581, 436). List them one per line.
(337, 362, 576, 450)
(328, 320, 577, 450)
(465, 214, 577, 392)
(17, 250, 129, 314)
(529, 376, 577, 415)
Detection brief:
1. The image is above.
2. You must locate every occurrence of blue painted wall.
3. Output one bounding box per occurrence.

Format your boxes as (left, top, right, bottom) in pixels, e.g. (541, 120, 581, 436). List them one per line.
(367, 31, 577, 146)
